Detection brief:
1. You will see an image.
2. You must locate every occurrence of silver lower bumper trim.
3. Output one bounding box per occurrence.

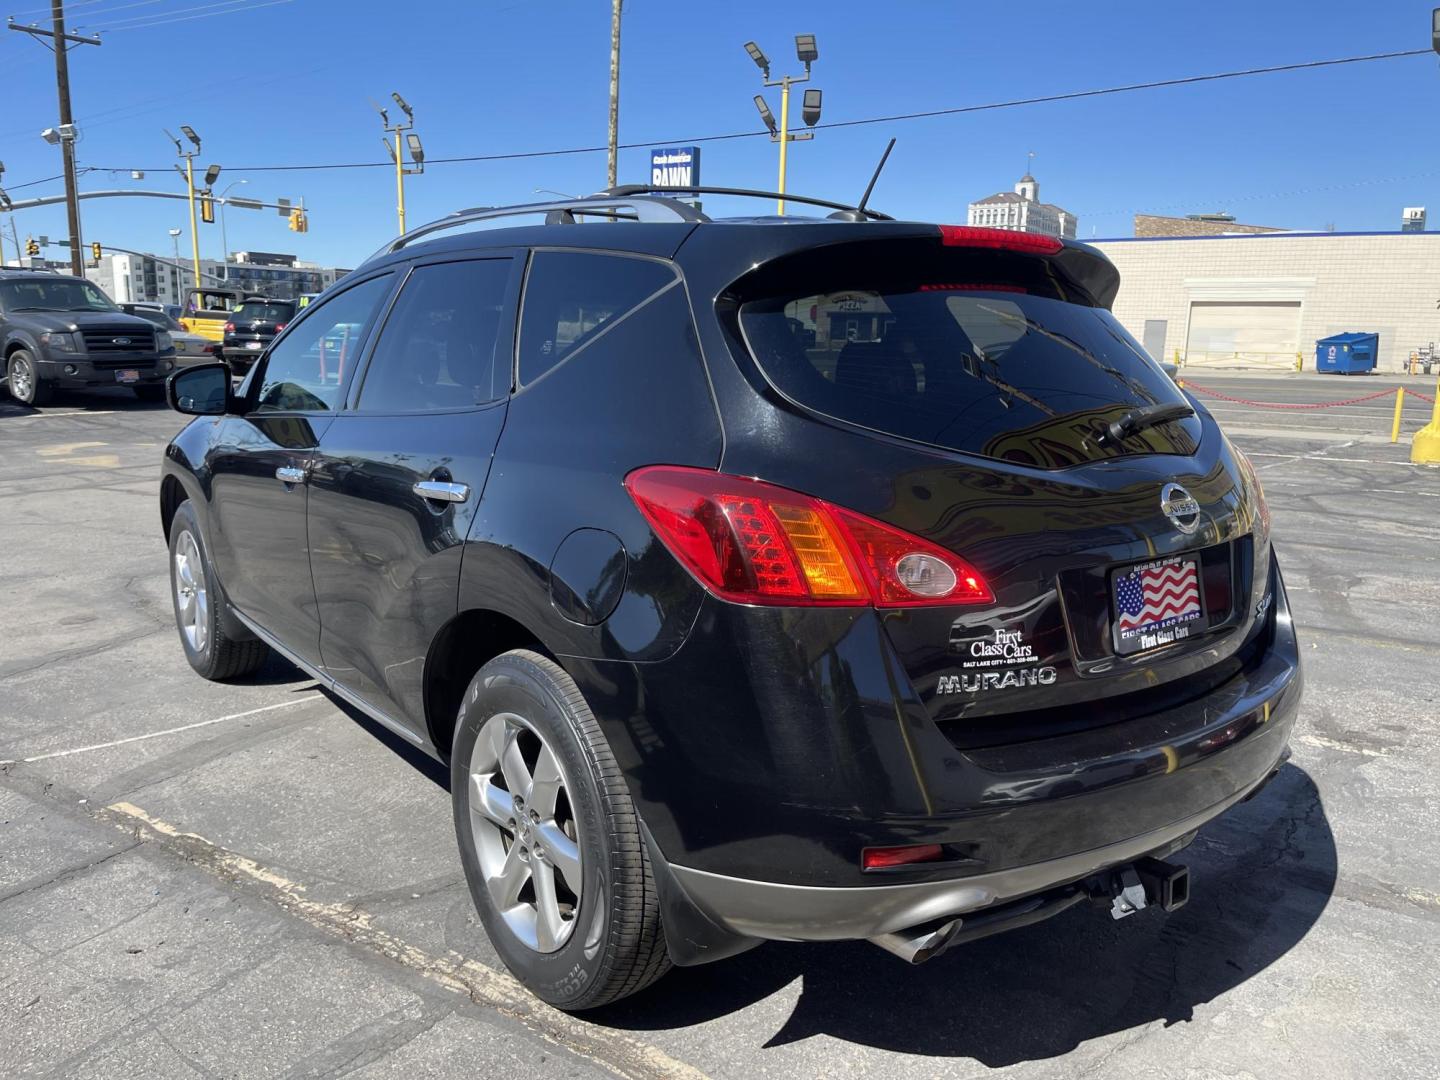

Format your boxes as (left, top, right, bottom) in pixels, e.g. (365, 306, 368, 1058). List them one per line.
(667, 762, 1282, 942)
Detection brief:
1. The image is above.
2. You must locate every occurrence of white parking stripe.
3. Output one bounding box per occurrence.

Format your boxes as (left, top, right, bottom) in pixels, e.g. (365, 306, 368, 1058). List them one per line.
(0, 695, 322, 766)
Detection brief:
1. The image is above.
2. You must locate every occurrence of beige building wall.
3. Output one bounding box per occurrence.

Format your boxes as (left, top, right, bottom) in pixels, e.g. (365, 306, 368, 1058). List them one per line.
(1090, 233, 1440, 372)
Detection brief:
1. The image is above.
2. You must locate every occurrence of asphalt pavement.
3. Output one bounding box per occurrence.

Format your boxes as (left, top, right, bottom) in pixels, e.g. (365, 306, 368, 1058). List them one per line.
(1, 376, 1437, 1079)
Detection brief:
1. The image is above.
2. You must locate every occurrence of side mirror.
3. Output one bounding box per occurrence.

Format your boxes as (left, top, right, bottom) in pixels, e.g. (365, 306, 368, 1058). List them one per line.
(167, 362, 233, 416)
(1161, 361, 1179, 380)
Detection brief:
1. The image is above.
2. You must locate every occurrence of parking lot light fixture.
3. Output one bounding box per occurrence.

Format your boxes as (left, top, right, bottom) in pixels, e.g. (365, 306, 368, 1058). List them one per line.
(406, 133, 424, 164)
(180, 125, 201, 151)
(746, 34, 819, 215)
(754, 95, 777, 135)
(392, 91, 413, 119)
(744, 40, 769, 78)
(802, 88, 822, 127)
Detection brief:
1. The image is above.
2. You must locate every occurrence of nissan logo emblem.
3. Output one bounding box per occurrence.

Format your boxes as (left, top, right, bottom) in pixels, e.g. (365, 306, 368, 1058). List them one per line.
(1160, 482, 1202, 535)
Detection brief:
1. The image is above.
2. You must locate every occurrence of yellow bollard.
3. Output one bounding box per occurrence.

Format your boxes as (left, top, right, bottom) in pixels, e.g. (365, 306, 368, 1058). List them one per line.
(1391, 388, 1405, 443)
(1411, 375, 1440, 463)
(1295, 352, 1303, 372)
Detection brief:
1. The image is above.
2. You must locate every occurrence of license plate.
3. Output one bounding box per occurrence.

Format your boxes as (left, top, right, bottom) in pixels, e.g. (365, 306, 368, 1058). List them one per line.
(115, 369, 140, 384)
(246, 340, 263, 349)
(1111, 554, 1205, 655)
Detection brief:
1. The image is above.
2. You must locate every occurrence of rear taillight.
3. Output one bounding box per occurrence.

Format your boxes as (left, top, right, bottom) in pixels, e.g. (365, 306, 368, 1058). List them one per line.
(224, 322, 235, 332)
(624, 466, 993, 608)
(274, 323, 286, 332)
(938, 225, 1063, 255)
(1235, 449, 1271, 548)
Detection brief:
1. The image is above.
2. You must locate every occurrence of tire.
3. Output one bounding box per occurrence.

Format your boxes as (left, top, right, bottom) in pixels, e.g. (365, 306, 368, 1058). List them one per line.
(167, 500, 269, 680)
(452, 649, 671, 1010)
(133, 385, 167, 403)
(7, 350, 52, 406)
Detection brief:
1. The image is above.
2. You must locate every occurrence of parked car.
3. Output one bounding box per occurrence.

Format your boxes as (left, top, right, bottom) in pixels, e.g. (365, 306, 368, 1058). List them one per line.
(219, 298, 296, 374)
(1, 270, 178, 405)
(121, 304, 219, 364)
(159, 189, 1300, 1011)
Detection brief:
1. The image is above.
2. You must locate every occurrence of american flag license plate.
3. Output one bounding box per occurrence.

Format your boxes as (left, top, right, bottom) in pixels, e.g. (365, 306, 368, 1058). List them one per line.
(1111, 554, 1204, 655)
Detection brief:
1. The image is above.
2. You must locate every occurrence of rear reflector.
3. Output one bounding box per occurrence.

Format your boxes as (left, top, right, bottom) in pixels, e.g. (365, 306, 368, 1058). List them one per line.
(625, 465, 993, 608)
(862, 844, 945, 870)
(938, 225, 1063, 255)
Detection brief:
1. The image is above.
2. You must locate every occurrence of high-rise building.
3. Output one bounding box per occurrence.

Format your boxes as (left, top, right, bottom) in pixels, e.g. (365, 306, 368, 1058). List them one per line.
(967, 172, 1077, 239)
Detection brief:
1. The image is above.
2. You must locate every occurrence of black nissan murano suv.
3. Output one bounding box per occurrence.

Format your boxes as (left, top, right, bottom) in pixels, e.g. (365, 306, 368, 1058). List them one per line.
(158, 188, 1301, 1010)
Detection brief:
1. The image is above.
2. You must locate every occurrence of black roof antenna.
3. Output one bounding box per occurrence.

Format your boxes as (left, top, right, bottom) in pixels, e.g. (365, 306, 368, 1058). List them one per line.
(857, 138, 896, 217)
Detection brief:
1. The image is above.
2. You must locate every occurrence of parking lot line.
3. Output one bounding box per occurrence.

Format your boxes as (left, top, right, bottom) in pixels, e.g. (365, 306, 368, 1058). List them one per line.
(0, 695, 322, 767)
(101, 800, 710, 1080)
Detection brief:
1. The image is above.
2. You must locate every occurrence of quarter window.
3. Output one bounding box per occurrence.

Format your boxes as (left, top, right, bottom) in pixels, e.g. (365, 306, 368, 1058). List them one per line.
(518, 251, 676, 385)
(356, 259, 510, 411)
(254, 274, 391, 413)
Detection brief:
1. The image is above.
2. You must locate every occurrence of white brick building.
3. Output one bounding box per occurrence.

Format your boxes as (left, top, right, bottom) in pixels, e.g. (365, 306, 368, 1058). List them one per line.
(1089, 231, 1440, 372)
(968, 173, 1077, 240)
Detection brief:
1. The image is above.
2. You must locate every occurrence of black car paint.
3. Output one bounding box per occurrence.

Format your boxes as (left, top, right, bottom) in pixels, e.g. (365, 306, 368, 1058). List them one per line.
(161, 217, 1299, 962)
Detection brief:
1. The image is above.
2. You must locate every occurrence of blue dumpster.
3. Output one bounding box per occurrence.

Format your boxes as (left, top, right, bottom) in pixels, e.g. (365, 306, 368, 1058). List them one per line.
(1315, 332, 1379, 375)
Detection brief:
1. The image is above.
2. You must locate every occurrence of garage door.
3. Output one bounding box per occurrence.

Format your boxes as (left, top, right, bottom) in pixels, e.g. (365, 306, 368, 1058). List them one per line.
(1185, 301, 1301, 370)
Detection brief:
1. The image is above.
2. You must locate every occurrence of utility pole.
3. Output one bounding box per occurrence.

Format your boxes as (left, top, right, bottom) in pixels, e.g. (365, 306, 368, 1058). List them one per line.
(10, 2, 101, 277)
(607, 0, 623, 189)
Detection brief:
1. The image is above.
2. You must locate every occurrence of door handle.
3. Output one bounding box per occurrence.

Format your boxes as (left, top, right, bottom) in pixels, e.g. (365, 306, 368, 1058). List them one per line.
(413, 480, 470, 504)
(275, 465, 307, 485)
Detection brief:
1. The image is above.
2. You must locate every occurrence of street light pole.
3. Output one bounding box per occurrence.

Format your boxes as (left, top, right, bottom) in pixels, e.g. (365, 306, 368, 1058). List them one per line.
(217, 179, 247, 279)
(375, 94, 422, 234)
(745, 36, 821, 216)
(165, 126, 204, 293)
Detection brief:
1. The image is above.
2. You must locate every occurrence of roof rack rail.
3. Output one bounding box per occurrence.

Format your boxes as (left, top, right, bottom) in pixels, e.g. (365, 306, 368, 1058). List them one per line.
(605, 184, 894, 221)
(371, 194, 710, 260)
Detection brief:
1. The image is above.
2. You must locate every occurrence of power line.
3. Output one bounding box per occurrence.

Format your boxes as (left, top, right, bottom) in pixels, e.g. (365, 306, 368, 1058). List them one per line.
(83, 0, 290, 31)
(88, 46, 1431, 176)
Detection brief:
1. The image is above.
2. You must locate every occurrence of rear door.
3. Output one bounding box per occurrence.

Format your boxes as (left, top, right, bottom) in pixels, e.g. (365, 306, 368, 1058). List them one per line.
(307, 252, 520, 736)
(726, 235, 1266, 737)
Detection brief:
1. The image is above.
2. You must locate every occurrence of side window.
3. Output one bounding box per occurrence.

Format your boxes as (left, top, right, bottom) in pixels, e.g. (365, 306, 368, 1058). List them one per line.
(254, 275, 392, 413)
(517, 252, 676, 385)
(356, 259, 510, 411)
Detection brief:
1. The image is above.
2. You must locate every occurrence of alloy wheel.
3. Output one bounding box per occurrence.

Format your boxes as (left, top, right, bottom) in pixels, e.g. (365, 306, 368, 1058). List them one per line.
(173, 529, 209, 654)
(468, 711, 583, 953)
(9, 357, 33, 402)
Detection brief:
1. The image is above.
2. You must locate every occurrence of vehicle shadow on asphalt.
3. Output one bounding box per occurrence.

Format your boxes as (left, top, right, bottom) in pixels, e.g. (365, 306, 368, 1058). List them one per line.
(591, 765, 1335, 1068)
(0, 388, 171, 416)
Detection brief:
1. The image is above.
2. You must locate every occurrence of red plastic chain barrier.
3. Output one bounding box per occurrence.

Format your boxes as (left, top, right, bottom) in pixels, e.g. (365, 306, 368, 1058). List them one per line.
(1179, 380, 1400, 410)
(1411, 389, 1436, 405)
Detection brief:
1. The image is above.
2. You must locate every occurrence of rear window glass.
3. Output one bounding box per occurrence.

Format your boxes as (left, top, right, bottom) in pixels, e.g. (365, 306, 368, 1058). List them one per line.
(233, 302, 294, 322)
(740, 276, 1199, 468)
(518, 252, 676, 385)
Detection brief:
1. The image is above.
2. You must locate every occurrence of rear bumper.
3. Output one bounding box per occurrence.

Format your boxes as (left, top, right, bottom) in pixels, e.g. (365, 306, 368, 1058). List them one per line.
(664, 750, 1285, 942)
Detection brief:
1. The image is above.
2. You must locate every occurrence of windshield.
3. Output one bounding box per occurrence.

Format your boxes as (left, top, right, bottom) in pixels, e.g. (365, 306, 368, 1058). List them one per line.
(740, 281, 1200, 469)
(0, 279, 120, 314)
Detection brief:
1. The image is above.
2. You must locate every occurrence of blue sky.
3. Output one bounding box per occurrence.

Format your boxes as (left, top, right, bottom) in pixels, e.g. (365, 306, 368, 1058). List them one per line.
(1, 0, 1437, 268)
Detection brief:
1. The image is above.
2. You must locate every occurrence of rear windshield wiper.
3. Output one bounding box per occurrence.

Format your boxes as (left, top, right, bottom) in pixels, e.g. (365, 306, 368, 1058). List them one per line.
(1105, 401, 1194, 444)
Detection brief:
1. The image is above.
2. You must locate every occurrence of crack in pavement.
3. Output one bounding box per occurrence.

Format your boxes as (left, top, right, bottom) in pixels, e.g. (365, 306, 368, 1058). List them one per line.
(97, 800, 709, 1080)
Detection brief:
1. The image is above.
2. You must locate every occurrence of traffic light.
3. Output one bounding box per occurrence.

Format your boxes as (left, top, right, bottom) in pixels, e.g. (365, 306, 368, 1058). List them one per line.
(287, 209, 308, 233)
(25, 237, 38, 256)
(90, 241, 102, 262)
(200, 192, 215, 224)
